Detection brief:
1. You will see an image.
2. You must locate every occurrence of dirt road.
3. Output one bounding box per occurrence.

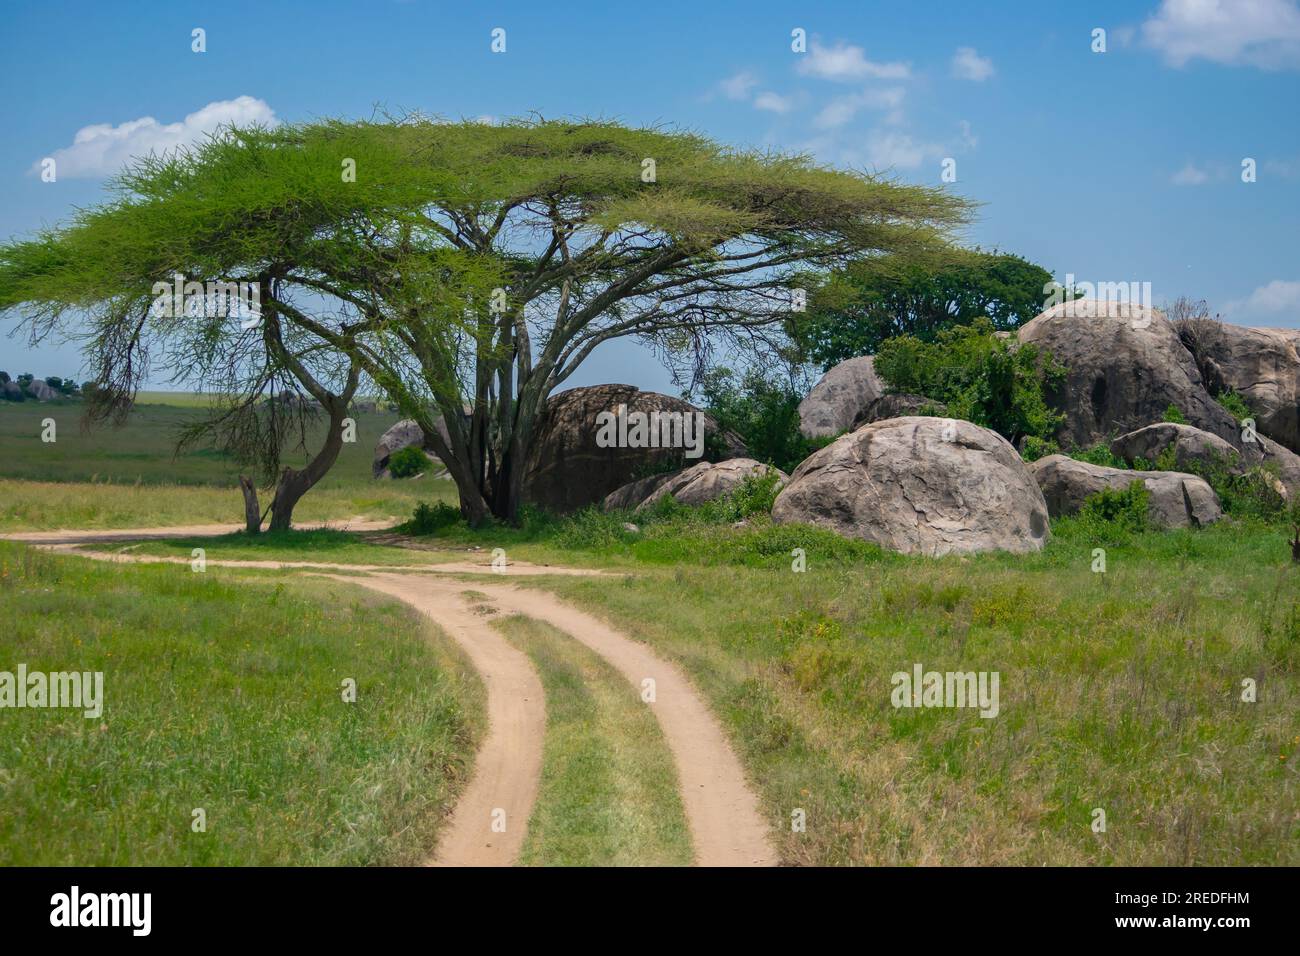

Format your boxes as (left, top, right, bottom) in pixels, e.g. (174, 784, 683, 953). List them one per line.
(9, 524, 778, 867)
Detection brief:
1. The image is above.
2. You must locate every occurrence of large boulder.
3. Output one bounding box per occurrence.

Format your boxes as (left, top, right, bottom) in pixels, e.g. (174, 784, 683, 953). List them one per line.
(1110, 422, 1242, 473)
(522, 384, 745, 514)
(27, 380, 57, 401)
(798, 356, 884, 439)
(1018, 299, 1239, 449)
(1176, 319, 1300, 453)
(604, 458, 787, 511)
(373, 418, 449, 477)
(1027, 454, 1222, 528)
(771, 416, 1049, 556)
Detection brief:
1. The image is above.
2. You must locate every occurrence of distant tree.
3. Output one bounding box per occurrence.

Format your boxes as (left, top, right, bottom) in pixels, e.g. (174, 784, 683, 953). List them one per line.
(0, 115, 971, 525)
(697, 368, 822, 474)
(790, 249, 1055, 368)
(0, 371, 8, 384)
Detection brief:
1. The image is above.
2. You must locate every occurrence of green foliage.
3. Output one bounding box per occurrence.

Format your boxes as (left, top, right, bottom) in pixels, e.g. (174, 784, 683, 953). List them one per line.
(1162, 404, 1188, 425)
(1070, 443, 1129, 469)
(872, 318, 1066, 445)
(697, 368, 819, 473)
(1079, 480, 1150, 533)
(682, 470, 785, 523)
(387, 445, 429, 479)
(790, 248, 1055, 367)
(1138, 446, 1287, 524)
(1020, 435, 1060, 462)
(1215, 390, 1252, 421)
(407, 501, 462, 535)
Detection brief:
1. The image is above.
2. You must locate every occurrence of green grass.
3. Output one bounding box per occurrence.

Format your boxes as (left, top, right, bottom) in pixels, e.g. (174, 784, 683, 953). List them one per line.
(6, 398, 1298, 866)
(386, 503, 1300, 865)
(499, 615, 692, 866)
(0, 540, 483, 865)
(109, 507, 1300, 865)
(0, 397, 456, 530)
(523, 519, 1300, 865)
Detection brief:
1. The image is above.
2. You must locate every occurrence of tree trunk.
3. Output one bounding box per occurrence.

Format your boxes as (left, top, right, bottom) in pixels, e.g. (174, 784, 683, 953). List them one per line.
(267, 407, 349, 532)
(1292, 528, 1299, 563)
(489, 431, 529, 524)
(237, 475, 262, 534)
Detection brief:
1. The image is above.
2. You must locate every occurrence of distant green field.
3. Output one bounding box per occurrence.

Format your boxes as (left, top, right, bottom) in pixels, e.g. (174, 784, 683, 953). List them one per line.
(0, 396, 452, 530)
(0, 397, 398, 486)
(133, 391, 227, 408)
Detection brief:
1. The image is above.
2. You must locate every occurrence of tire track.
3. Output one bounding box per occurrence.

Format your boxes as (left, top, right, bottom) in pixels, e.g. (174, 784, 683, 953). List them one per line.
(10, 526, 778, 866)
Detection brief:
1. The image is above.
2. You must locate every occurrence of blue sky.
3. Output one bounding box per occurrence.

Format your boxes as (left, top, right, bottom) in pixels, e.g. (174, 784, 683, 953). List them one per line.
(2, 0, 1299, 392)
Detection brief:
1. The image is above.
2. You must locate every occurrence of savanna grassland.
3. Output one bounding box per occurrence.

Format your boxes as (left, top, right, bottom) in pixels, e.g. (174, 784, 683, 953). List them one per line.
(92, 494, 1300, 865)
(2, 394, 1296, 866)
(0, 396, 449, 531)
(0, 540, 482, 865)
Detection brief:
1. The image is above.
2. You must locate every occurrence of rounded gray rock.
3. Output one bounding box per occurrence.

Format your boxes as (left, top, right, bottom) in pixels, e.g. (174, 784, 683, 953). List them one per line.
(771, 416, 1050, 556)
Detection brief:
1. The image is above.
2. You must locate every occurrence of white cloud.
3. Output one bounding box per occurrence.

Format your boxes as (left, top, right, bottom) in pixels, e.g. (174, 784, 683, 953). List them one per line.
(1171, 161, 1211, 185)
(951, 46, 995, 81)
(1142, 0, 1300, 69)
(797, 40, 910, 81)
(35, 96, 278, 178)
(753, 91, 794, 113)
(1226, 279, 1300, 318)
(1263, 156, 1300, 178)
(813, 87, 906, 129)
(719, 71, 760, 100)
(864, 131, 943, 170)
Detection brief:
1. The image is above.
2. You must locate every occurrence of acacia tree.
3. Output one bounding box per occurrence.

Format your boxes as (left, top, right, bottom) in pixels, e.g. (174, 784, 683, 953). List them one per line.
(0, 115, 970, 525)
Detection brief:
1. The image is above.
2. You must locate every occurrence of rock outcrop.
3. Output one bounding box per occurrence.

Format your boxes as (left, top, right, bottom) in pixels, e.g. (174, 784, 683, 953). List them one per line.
(522, 384, 745, 514)
(1110, 422, 1300, 498)
(851, 393, 944, 429)
(798, 356, 884, 439)
(373, 418, 450, 478)
(603, 458, 786, 511)
(771, 416, 1050, 556)
(1018, 299, 1239, 448)
(1109, 422, 1242, 473)
(1027, 454, 1223, 528)
(1176, 319, 1300, 453)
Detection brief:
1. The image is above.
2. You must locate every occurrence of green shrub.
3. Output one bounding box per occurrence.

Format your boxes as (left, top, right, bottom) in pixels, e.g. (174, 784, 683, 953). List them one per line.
(873, 318, 1066, 446)
(1020, 435, 1060, 462)
(407, 501, 462, 534)
(1162, 404, 1187, 425)
(698, 368, 821, 473)
(1215, 390, 1252, 421)
(697, 471, 785, 523)
(1079, 480, 1150, 533)
(388, 445, 429, 479)
(1145, 449, 1287, 523)
(1069, 443, 1128, 469)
